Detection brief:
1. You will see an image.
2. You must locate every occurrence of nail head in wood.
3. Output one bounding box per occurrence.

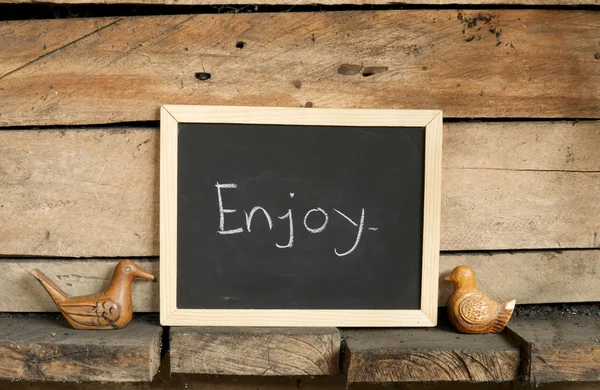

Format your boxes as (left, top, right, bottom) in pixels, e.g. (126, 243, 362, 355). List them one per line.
(195, 72, 211, 81)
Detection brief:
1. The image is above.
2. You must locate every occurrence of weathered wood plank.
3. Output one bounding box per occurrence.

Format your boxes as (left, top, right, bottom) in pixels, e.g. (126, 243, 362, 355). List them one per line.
(1, 11, 599, 126)
(0, 18, 120, 78)
(1, 250, 598, 311)
(170, 327, 340, 375)
(444, 121, 600, 172)
(443, 169, 600, 250)
(0, 128, 159, 257)
(1, 122, 599, 256)
(443, 121, 600, 250)
(0, 314, 162, 382)
(507, 317, 600, 383)
(343, 326, 520, 383)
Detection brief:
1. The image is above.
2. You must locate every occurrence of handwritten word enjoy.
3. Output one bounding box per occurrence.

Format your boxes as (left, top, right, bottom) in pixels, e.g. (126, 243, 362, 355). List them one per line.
(216, 183, 378, 257)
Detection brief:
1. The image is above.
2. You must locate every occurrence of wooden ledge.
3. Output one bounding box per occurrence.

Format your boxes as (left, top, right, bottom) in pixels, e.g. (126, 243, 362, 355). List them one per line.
(170, 327, 340, 375)
(343, 325, 520, 383)
(507, 316, 600, 383)
(0, 314, 162, 382)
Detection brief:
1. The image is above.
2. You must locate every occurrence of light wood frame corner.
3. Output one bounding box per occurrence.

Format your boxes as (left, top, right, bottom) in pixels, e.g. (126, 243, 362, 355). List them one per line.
(160, 105, 442, 327)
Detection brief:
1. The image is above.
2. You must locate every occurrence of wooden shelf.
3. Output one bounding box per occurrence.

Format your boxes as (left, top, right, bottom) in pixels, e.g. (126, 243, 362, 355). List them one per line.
(0, 314, 162, 382)
(343, 325, 520, 383)
(1, 312, 597, 385)
(507, 316, 600, 383)
(170, 327, 341, 376)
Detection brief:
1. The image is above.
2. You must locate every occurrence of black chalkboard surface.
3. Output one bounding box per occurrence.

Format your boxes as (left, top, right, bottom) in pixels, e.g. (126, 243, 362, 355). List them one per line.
(160, 106, 442, 327)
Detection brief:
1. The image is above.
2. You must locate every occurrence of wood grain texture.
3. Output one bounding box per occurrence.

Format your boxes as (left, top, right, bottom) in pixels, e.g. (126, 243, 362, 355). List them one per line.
(507, 317, 600, 383)
(2, 251, 596, 312)
(343, 326, 520, 382)
(447, 169, 600, 250)
(0, 11, 599, 126)
(170, 327, 340, 375)
(159, 107, 178, 324)
(163, 309, 432, 327)
(444, 121, 600, 172)
(421, 112, 443, 324)
(0, 128, 159, 257)
(0, 18, 120, 78)
(163, 105, 442, 127)
(443, 121, 600, 251)
(0, 314, 161, 382)
(1, 122, 598, 257)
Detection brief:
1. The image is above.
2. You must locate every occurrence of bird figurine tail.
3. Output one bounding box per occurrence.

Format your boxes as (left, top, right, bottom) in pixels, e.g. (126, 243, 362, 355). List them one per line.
(31, 269, 68, 303)
(492, 299, 516, 333)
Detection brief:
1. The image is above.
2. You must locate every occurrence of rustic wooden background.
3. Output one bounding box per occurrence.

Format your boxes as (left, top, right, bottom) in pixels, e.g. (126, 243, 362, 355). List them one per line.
(0, 1, 599, 388)
(1, 3, 598, 314)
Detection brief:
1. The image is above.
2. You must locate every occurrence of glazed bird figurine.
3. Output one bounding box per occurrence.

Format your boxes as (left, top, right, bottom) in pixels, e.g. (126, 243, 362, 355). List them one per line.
(31, 260, 155, 330)
(445, 265, 516, 334)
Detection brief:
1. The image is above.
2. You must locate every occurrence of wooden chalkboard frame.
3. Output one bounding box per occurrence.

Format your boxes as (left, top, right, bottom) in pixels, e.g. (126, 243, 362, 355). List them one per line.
(160, 105, 442, 327)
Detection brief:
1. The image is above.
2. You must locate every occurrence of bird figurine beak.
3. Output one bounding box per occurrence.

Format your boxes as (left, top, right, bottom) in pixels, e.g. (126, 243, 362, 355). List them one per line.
(444, 274, 453, 282)
(136, 268, 155, 281)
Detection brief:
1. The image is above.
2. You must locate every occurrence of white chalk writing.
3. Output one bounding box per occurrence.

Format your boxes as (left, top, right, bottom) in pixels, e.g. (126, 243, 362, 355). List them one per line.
(215, 183, 378, 256)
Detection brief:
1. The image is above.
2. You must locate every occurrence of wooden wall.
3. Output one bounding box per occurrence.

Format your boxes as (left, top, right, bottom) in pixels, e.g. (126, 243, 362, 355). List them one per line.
(0, 3, 598, 313)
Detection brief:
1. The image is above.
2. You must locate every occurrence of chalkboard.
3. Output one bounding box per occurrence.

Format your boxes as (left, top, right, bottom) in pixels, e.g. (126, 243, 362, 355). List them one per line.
(160, 106, 442, 327)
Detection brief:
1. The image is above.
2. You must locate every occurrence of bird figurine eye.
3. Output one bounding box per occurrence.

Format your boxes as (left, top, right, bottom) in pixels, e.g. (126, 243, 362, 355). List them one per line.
(125, 267, 131, 272)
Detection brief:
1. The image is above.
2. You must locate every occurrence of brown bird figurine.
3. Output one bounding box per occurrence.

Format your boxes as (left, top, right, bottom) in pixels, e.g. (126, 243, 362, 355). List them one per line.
(445, 265, 516, 334)
(31, 260, 155, 330)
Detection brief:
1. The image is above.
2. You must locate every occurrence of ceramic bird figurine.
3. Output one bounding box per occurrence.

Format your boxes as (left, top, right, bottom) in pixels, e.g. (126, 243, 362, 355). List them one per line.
(30, 260, 155, 330)
(445, 265, 516, 334)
